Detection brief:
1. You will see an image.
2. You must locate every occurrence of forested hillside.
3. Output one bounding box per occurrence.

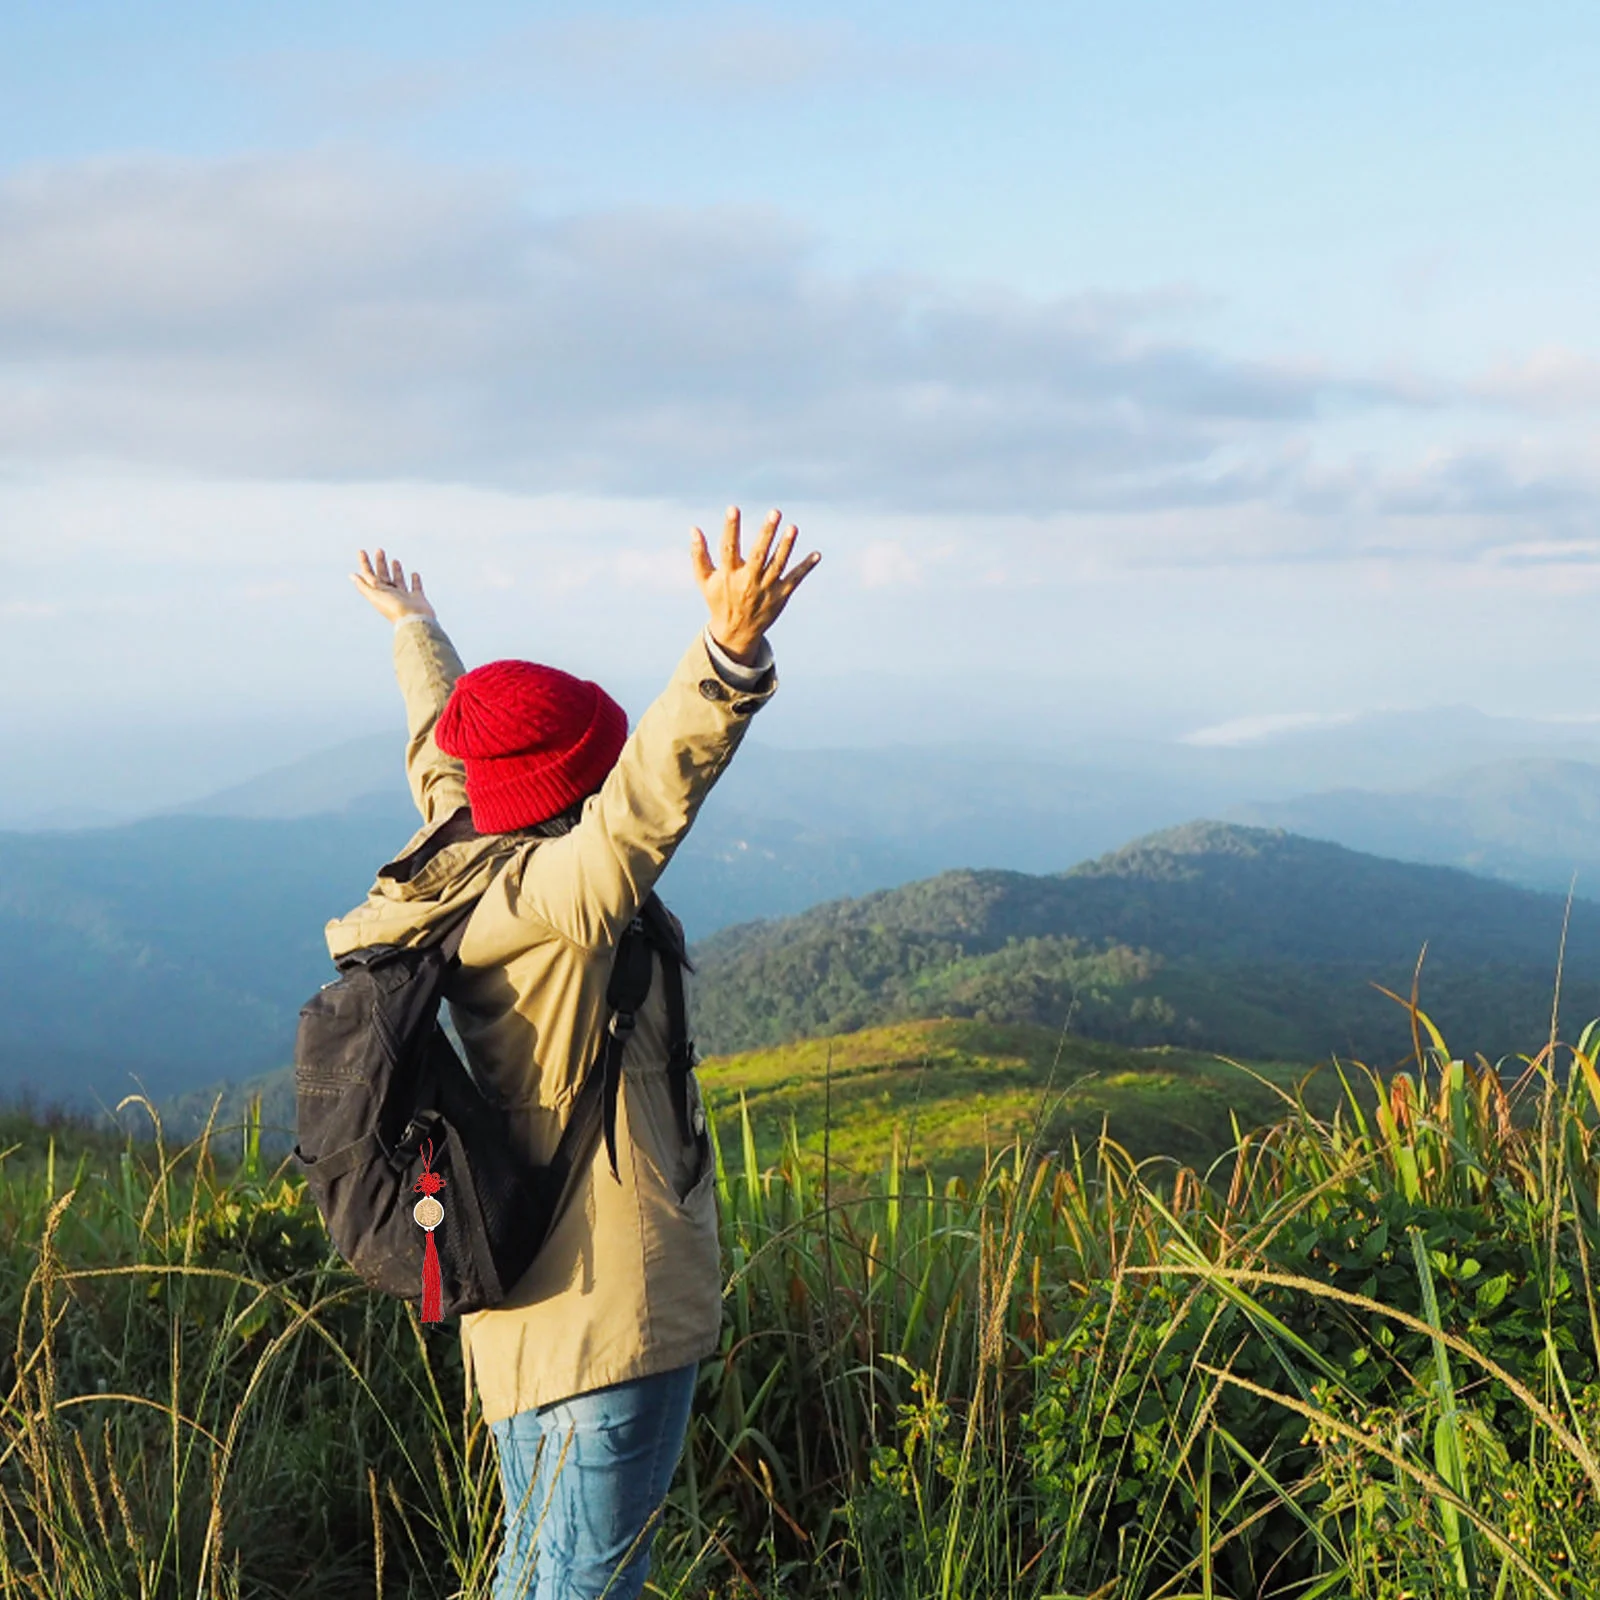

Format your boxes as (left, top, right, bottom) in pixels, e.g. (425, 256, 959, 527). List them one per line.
(10, 811, 1600, 1115)
(691, 821, 1600, 1063)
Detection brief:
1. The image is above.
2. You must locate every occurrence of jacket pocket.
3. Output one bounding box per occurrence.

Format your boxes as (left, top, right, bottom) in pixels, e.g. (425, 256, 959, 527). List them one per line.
(632, 1117, 714, 1211)
(630, 1097, 721, 1320)
(676, 1133, 715, 1209)
(633, 1127, 723, 1353)
(625, 1070, 707, 1201)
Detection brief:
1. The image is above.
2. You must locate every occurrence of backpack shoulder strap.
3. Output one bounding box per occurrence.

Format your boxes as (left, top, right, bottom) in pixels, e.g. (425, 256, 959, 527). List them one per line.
(542, 892, 698, 1202)
(597, 911, 656, 1182)
(540, 910, 656, 1209)
(434, 902, 478, 964)
(639, 895, 696, 1145)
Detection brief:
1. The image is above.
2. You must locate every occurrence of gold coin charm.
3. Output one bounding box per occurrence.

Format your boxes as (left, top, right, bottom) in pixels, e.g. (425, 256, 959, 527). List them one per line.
(413, 1195, 445, 1231)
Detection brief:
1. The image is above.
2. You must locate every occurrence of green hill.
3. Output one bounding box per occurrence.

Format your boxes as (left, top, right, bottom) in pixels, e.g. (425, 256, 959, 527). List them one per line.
(691, 821, 1600, 1065)
(92, 819, 1600, 1149)
(695, 1016, 1338, 1177)
(145, 1017, 1334, 1179)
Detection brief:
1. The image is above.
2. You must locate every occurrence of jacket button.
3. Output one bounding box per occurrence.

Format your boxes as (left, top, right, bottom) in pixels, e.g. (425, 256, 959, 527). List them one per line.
(693, 1106, 706, 1135)
(732, 696, 762, 715)
(698, 678, 728, 702)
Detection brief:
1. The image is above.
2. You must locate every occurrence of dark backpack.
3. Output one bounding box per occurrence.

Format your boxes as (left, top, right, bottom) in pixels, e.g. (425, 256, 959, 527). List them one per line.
(291, 816, 694, 1320)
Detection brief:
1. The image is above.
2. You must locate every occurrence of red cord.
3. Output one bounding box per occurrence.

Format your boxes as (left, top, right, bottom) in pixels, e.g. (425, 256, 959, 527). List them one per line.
(412, 1138, 447, 1197)
(413, 1139, 447, 1322)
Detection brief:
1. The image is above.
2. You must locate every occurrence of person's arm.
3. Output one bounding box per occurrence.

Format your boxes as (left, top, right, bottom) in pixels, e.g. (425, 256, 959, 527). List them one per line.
(467, 507, 820, 956)
(350, 549, 469, 825)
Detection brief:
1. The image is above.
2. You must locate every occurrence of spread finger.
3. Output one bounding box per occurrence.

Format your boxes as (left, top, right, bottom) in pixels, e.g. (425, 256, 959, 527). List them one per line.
(751, 509, 781, 573)
(770, 525, 799, 577)
(779, 551, 821, 598)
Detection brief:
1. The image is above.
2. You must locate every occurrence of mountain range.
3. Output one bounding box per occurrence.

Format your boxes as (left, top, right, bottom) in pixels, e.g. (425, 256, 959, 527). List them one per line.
(1228, 757, 1600, 897)
(690, 820, 1600, 1066)
(141, 817, 1600, 1155)
(152, 720, 1600, 906)
(7, 721, 1600, 1118)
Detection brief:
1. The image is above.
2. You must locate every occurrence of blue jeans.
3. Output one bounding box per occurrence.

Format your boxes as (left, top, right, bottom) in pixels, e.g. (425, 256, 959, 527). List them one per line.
(488, 1363, 698, 1600)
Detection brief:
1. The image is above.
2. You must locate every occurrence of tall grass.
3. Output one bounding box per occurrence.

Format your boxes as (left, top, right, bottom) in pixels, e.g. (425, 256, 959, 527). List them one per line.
(5, 1014, 1600, 1597)
(1, 1094, 505, 1598)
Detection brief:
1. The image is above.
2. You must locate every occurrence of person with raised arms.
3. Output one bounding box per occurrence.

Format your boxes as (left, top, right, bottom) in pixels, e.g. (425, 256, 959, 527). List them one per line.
(339, 509, 820, 1600)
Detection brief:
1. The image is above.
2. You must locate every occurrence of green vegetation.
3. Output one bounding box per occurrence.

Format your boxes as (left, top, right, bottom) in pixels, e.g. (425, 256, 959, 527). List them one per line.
(693, 821, 1600, 1062)
(14, 813, 1600, 1115)
(696, 1016, 1342, 1177)
(152, 1016, 1338, 1171)
(7, 1003, 1600, 1596)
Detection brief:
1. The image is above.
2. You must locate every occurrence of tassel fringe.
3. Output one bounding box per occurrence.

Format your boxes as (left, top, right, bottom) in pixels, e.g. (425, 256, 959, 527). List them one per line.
(421, 1228, 442, 1323)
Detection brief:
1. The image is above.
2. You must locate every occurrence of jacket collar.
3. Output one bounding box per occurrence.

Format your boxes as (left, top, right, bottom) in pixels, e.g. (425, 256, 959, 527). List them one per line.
(325, 806, 527, 958)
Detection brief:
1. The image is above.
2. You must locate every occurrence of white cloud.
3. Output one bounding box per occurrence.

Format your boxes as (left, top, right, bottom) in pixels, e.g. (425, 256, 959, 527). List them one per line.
(1474, 347, 1600, 414)
(1, 152, 1597, 591)
(1181, 711, 1361, 747)
(0, 153, 1429, 526)
(856, 540, 923, 589)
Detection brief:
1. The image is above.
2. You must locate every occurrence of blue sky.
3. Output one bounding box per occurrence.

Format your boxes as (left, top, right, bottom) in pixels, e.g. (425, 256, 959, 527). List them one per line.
(4, 3, 1600, 817)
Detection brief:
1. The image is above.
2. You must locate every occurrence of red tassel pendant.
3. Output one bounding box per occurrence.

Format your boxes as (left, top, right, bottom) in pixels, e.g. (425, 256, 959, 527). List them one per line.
(420, 1228, 442, 1322)
(411, 1139, 447, 1324)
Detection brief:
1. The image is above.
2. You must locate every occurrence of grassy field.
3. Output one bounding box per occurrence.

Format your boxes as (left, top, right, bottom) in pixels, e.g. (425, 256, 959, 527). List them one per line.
(5, 1009, 1600, 1596)
(145, 1022, 1345, 1175)
(696, 1017, 1345, 1177)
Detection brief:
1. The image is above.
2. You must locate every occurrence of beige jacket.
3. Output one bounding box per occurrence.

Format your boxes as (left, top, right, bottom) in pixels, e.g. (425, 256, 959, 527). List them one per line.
(325, 618, 775, 1423)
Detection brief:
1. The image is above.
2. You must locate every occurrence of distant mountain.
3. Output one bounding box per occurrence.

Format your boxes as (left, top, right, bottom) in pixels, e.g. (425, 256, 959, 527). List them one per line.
(1229, 758, 1600, 897)
(0, 814, 392, 1110)
(9, 749, 1197, 1113)
(24, 687, 1600, 835)
(169, 709, 1600, 834)
(690, 822, 1600, 1065)
(167, 723, 1600, 909)
(153, 820, 1600, 1151)
(14, 727, 1600, 1119)
(173, 734, 409, 821)
(177, 733, 1234, 876)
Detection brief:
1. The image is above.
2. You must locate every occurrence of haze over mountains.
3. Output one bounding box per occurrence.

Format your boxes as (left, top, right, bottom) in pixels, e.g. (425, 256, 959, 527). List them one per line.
(1228, 758, 1600, 898)
(140, 819, 1600, 1154)
(17, 697, 1600, 831)
(154, 714, 1600, 917)
(127, 704, 1600, 897)
(6, 711, 1600, 1121)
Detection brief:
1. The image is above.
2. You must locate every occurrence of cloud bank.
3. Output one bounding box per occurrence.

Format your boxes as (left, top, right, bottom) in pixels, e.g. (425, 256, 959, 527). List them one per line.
(0, 151, 1596, 593)
(0, 154, 1447, 519)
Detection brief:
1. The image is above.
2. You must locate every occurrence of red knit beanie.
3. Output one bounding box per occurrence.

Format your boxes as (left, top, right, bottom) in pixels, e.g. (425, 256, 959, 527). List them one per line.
(434, 660, 628, 834)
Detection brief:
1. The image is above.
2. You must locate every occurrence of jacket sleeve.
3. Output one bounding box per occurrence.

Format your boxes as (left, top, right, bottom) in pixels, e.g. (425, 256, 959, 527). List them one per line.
(393, 618, 470, 825)
(463, 632, 776, 959)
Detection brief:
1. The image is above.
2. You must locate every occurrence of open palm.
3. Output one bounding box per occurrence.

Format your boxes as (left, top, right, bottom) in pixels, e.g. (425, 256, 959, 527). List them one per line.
(691, 507, 820, 666)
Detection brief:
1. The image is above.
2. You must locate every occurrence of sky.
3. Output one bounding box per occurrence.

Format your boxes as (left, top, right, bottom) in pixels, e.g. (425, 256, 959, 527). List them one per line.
(4, 2, 1600, 821)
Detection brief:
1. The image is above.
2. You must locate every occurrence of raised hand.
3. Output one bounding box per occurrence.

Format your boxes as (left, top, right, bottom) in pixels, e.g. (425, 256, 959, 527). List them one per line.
(690, 507, 820, 667)
(350, 549, 437, 624)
